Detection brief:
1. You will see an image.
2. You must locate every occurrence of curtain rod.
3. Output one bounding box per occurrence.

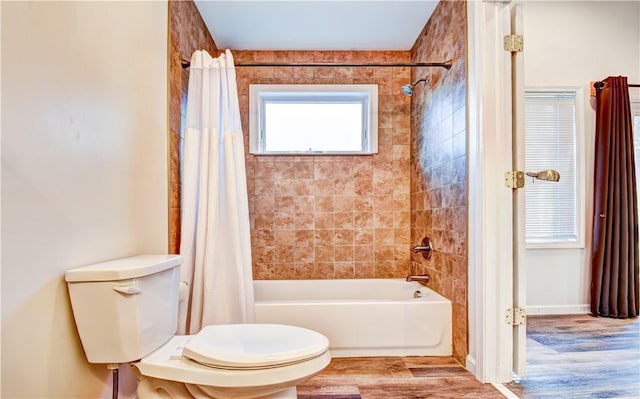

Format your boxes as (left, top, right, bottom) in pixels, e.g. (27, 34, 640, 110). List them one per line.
(180, 59, 453, 70)
(593, 81, 640, 89)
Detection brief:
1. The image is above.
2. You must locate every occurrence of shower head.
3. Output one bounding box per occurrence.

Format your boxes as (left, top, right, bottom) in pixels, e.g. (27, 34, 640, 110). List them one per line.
(526, 170, 560, 182)
(402, 76, 429, 96)
(401, 83, 415, 96)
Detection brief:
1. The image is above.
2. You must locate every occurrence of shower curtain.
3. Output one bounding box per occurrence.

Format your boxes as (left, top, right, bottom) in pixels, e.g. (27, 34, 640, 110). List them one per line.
(178, 49, 255, 334)
(591, 76, 639, 318)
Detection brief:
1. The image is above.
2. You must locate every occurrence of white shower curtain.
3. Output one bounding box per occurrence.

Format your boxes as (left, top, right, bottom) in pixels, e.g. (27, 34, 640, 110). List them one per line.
(178, 49, 255, 335)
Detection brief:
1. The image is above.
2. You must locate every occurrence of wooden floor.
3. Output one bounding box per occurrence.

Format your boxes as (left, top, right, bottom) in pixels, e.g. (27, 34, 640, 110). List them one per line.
(505, 314, 640, 399)
(297, 315, 639, 399)
(297, 356, 505, 399)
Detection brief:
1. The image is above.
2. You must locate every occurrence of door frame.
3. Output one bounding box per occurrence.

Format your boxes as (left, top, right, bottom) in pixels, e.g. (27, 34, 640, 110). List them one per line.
(510, 2, 527, 377)
(466, 0, 516, 383)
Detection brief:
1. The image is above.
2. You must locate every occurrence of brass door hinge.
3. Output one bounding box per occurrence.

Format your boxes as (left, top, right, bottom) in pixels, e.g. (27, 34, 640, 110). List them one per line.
(504, 34, 524, 52)
(505, 307, 527, 326)
(505, 171, 525, 189)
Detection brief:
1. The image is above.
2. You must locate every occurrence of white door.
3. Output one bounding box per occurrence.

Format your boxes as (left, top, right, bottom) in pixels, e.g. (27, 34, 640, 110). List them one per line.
(466, 0, 518, 383)
(510, 2, 527, 378)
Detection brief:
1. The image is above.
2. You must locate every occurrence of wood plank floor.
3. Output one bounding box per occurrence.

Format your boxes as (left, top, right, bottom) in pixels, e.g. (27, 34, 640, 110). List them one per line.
(298, 315, 639, 399)
(504, 314, 640, 399)
(297, 356, 506, 399)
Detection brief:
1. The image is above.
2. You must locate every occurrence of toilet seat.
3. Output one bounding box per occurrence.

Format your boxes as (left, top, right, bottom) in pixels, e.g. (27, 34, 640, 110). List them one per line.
(183, 324, 329, 369)
(134, 324, 331, 388)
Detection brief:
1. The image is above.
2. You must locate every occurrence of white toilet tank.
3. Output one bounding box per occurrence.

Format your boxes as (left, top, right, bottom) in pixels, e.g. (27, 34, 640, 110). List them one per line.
(65, 254, 183, 364)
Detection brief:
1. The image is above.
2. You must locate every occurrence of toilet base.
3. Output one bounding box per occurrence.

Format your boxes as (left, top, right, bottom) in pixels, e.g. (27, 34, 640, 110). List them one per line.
(137, 375, 298, 399)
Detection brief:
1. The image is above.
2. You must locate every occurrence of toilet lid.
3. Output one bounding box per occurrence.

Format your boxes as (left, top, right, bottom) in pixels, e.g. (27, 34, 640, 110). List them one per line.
(182, 324, 329, 369)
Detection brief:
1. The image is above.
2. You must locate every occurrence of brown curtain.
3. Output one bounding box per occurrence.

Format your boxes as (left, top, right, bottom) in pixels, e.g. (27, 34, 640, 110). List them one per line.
(591, 76, 639, 318)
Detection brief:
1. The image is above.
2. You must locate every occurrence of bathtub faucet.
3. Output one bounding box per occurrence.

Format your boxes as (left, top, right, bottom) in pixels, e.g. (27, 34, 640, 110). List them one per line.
(406, 274, 430, 284)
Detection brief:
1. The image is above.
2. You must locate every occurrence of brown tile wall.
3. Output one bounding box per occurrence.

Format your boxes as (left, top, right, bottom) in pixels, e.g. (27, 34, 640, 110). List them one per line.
(409, 1, 468, 364)
(234, 51, 412, 279)
(167, 0, 218, 254)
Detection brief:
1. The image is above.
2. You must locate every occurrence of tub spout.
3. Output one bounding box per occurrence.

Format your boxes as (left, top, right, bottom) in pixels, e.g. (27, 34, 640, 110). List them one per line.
(406, 274, 430, 283)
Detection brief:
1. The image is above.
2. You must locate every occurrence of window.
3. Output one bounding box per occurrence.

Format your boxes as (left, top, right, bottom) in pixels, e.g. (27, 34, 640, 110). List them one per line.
(524, 89, 584, 248)
(632, 96, 640, 207)
(249, 84, 378, 155)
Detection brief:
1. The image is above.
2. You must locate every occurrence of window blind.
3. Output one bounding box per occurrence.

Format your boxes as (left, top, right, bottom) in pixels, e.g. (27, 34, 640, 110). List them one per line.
(634, 114, 640, 200)
(524, 92, 578, 244)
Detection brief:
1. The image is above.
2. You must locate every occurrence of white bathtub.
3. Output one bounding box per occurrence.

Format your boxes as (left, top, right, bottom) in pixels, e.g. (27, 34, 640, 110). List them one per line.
(254, 278, 452, 357)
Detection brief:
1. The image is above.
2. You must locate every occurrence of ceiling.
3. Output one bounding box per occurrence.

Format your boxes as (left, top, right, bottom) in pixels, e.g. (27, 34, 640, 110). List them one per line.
(194, 1, 440, 51)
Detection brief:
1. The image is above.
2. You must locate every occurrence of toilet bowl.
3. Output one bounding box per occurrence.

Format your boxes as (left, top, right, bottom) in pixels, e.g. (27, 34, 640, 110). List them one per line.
(65, 255, 331, 399)
(135, 324, 331, 399)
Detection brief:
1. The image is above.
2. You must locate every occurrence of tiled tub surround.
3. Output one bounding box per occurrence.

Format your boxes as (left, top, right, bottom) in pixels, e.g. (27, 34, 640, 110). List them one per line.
(409, 0, 468, 364)
(234, 50, 412, 280)
(167, 0, 218, 254)
(254, 279, 452, 357)
(167, 0, 471, 366)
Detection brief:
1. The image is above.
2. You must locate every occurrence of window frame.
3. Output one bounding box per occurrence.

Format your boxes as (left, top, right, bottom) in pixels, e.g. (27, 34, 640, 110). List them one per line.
(524, 86, 586, 249)
(631, 92, 640, 215)
(249, 84, 378, 155)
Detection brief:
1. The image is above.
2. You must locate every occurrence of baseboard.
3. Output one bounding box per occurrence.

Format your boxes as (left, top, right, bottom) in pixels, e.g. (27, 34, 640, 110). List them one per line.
(526, 304, 590, 315)
(465, 354, 477, 376)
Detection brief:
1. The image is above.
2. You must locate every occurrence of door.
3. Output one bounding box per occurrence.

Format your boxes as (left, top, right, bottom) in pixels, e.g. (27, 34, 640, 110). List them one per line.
(466, 0, 518, 383)
(510, 2, 527, 377)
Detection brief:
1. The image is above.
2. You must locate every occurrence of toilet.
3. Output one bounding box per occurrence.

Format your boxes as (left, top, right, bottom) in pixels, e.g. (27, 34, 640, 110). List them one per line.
(65, 254, 331, 399)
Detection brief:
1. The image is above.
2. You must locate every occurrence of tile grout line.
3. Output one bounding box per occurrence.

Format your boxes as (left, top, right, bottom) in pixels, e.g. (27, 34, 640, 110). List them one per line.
(492, 383, 521, 399)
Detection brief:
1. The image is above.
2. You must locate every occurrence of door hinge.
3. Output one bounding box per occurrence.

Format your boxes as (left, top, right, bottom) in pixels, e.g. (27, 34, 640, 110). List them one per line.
(505, 171, 525, 189)
(505, 307, 527, 326)
(504, 34, 524, 52)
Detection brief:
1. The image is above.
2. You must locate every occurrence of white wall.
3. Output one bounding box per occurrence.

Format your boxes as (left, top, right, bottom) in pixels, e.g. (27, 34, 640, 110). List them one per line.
(522, 1, 640, 313)
(1, 2, 168, 397)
